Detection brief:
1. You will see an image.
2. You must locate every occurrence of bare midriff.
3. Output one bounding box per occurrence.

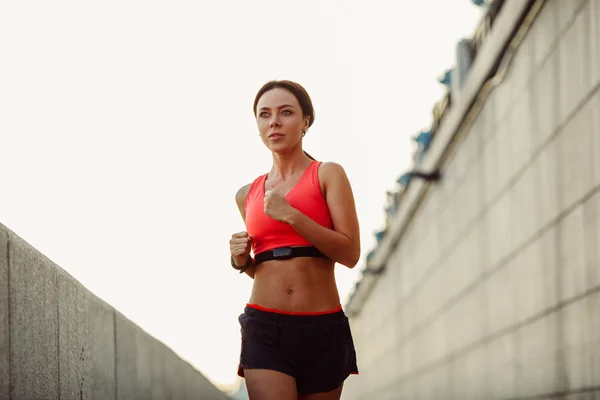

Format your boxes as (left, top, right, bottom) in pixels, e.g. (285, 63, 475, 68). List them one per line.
(249, 256, 341, 313)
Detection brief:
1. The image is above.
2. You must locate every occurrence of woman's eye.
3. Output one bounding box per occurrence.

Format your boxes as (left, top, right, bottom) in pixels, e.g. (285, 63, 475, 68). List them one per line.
(260, 112, 269, 117)
(282, 110, 292, 115)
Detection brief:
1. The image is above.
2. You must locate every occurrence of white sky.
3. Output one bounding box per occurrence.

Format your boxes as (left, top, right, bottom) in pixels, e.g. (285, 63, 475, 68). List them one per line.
(1, 0, 482, 393)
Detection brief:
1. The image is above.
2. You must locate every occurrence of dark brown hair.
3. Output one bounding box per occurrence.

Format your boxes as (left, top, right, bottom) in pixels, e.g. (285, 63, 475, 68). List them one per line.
(253, 80, 316, 160)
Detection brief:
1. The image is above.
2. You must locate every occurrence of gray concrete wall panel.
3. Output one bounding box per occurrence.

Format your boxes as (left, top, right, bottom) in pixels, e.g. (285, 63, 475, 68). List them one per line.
(558, 0, 595, 127)
(161, 348, 190, 400)
(8, 230, 60, 399)
(343, 0, 600, 398)
(184, 361, 229, 400)
(88, 295, 116, 399)
(58, 268, 93, 399)
(57, 268, 119, 400)
(592, 0, 600, 89)
(516, 312, 562, 396)
(557, 98, 596, 214)
(0, 222, 228, 399)
(115, 311, 157, 400)
(593, 90, 600, 189)
(0, 227, 9, 399)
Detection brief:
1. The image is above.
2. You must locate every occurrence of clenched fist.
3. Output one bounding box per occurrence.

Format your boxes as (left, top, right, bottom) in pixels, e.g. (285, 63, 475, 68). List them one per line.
(264, 188, 297, 223)
(230, 231, 253, 266)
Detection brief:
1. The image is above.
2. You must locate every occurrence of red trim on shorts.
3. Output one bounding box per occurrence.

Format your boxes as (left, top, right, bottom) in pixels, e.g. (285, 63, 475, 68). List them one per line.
(246, 303, 343, 315)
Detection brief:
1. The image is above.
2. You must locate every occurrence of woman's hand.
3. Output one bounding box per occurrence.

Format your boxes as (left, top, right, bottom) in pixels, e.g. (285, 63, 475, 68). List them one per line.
(229, 231, 253, 266)
(264, 188, 298, 223)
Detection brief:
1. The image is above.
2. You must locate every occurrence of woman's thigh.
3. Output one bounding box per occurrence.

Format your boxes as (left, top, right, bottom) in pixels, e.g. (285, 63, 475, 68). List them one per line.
(298, 383, 343, 400)
(244, 368, 298, 400)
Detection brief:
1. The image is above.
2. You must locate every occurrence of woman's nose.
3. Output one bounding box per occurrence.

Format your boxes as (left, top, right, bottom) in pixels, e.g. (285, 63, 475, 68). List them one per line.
(270, 117, 281, 127)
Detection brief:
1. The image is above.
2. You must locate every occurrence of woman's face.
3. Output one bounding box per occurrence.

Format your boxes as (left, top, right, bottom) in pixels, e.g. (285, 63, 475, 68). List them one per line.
(255, 88, 310, 154)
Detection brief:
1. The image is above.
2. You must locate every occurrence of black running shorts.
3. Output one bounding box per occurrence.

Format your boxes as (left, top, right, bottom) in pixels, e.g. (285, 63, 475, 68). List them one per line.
(237, 304, 359, 394)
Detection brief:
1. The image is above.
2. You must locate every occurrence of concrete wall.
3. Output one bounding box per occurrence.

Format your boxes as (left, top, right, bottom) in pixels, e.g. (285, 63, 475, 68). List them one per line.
(343, 0, 600, 398)
(0, 223, 229, 400)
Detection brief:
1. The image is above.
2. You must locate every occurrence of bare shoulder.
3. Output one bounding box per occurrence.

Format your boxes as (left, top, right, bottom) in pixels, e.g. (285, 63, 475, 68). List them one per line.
(318, 161, 349, 182)
(317, 161, 353, 199)
(235, 183, 252, 209)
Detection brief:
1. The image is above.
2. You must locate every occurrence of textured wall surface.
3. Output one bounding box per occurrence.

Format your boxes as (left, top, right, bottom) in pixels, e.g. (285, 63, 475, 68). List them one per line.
(343, 0, 600, 399)
(0, 223, 229, 400)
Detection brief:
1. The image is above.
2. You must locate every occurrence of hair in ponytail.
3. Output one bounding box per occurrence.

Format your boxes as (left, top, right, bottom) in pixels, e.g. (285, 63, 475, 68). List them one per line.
(303, 151, 316, 161)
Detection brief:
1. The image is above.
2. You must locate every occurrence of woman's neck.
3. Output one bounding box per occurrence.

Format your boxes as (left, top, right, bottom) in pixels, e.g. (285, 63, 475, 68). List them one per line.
(270, 148, 312, 180)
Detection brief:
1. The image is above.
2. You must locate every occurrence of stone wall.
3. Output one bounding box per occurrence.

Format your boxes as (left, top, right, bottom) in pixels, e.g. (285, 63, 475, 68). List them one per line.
(343, 0, 600, 398)
(0, 223, 229, 400)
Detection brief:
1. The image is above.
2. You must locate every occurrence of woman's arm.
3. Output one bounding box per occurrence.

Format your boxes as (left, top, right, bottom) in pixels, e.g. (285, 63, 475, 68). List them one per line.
(286, 162, 360, 268)
(234, 184, 256, 278)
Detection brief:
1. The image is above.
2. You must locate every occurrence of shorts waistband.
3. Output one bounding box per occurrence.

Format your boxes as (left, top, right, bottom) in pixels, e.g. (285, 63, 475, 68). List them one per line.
(244, 303, 345, 323)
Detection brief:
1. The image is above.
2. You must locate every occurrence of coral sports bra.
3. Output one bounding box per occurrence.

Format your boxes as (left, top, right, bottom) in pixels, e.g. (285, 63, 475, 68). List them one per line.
(244, 160, 333, 256)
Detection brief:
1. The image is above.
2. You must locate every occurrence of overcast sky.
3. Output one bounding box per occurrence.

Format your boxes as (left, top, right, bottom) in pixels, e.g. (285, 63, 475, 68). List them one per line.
(1, 0, 482, 393)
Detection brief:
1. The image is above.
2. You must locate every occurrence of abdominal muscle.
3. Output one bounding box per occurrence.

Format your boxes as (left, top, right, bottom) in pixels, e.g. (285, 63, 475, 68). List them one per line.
(248, 256, 341, 312)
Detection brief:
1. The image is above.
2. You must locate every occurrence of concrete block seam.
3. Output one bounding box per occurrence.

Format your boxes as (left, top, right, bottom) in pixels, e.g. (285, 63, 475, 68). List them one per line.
(386, 177, 598, 369)
(532, 1, 561, 72)
(500, 385, 600, 400)
(555, 206, 568, 394)
(0, 225, 228, 400)
(558, 83, 600, 145)
(390, 284, 600, 388)
(354, 0, 553, 318)
(391, 186, 600, 371)
(397, 141, 551, 313)
(392, 172, 600, 346)
(556, 0, 592, 40)
(474, 81, 600, 242)
(388, 37, 600, 319)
